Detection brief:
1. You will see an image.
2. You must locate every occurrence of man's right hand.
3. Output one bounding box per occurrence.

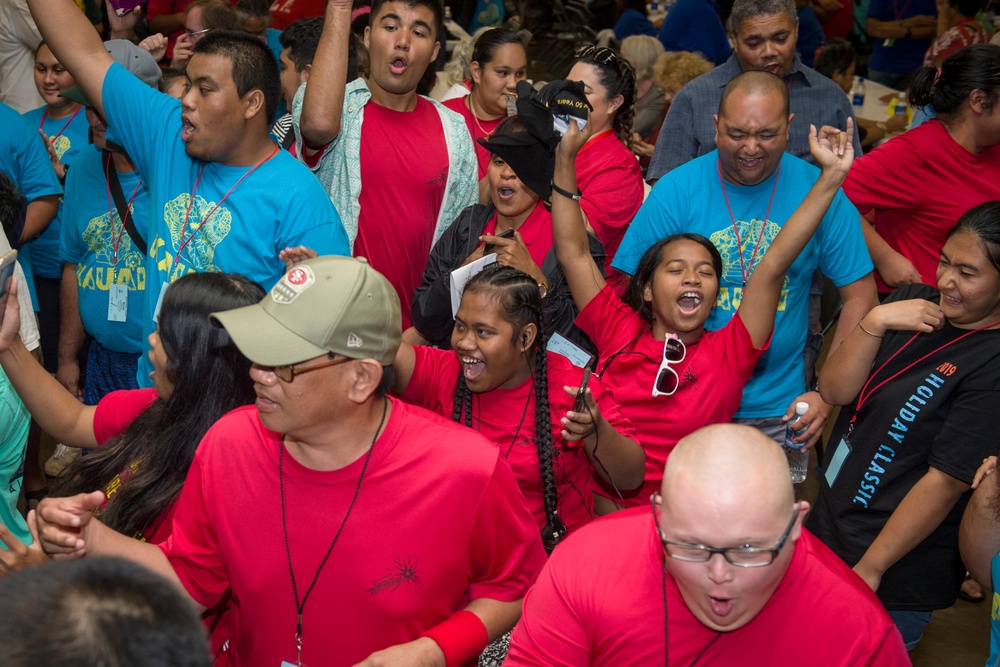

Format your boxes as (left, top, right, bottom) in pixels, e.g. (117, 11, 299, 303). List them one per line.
(35, 490, 106, 559)
(876, 249, 923, 288)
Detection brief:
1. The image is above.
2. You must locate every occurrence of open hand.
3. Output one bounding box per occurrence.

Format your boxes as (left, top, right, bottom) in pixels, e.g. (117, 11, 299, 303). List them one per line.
(278, 245, 318, 271)
(0, 512, 48, 575)
(808, 119, 855, 180)
(972, 456, 997, 489)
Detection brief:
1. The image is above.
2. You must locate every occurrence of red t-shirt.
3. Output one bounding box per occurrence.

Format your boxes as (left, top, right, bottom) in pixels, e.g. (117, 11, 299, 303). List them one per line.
(160, 399, 546, 667)
(843, 119, 1000, 292)
(482, 199, 553, 269)
(507, 510, 909, 666)
(92, 389, 175, 543)
(574, 130, 644, 285)
(268, 0, 326, 30)
(402, 346, 637, 534)
(356, 98, 448, 330)
(443, 95, 503, 181)
(575, 285, 766, 506)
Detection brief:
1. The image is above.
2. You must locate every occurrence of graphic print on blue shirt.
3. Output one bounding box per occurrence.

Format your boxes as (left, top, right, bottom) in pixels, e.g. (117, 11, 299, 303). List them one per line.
(98, 63, 350, 386)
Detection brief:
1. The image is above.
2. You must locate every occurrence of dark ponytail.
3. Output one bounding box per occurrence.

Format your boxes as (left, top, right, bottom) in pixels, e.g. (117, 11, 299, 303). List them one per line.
(909, 44, 1000, 118)
(451, 265, 567, 552)
(575, 45, 638, 149)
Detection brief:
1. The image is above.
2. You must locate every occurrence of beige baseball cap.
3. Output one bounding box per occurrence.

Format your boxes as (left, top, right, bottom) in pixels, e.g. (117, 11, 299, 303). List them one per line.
(210, 256, 401, 366)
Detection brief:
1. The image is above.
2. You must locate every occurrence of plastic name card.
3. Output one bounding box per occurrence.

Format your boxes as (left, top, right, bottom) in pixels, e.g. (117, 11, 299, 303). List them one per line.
(547, 332, 594, 369)
(153, 282, 169, 324)
(108, 283, 128, 322)
(824, 437, 852, 488)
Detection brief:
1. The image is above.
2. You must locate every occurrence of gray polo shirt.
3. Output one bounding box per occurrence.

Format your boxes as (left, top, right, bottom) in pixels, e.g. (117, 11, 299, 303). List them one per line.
(647, 54, 862, 182)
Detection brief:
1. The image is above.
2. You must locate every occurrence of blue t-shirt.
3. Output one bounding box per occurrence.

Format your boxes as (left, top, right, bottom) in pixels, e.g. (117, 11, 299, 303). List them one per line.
(614, 8, 658, 40)
(20, 105, 90, 279)
(612, 151, 872, 417)
(796, 5, 825, 69)
(990, 551, 1000, 667)
(867, 0, 936, 75)
(100, 63, 350, 386)
(0, 364, 31, 548)
(59, 144, 147, 355)
(658, 0, 731, 64)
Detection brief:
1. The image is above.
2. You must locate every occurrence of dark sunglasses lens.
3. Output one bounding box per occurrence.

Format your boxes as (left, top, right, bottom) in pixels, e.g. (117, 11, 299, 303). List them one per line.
(664, 339, 684, 362)
(655, 367, 678, 395)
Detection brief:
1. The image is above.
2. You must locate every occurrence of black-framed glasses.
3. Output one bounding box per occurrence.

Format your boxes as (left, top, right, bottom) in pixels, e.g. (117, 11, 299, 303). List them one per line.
(260, 355, 351, 383)
(652, 493, 800, 568)
(651, 334, 685, 397)
(574, 44, 619, 65)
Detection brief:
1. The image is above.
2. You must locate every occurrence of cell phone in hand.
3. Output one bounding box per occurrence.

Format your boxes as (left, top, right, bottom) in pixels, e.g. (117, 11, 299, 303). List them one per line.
(572, 369, 592, 413)
(0, 249, 19, 328)
(483, 228, 515, 256)
(108, 0, 144, 16)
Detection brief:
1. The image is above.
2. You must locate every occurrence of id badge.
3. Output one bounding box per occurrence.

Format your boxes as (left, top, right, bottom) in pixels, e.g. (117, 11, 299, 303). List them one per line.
(824, 437, 852, 488)
(108, 283, 128, 322)
(153, 282, 169, 323)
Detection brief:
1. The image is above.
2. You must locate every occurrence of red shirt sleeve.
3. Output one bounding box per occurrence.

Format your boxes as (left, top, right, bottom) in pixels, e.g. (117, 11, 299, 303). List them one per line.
(400, 345, 459, 415)
(467, 455, 548, 602)
(92, 388, 159, 446)
(705, 310, 769, 381)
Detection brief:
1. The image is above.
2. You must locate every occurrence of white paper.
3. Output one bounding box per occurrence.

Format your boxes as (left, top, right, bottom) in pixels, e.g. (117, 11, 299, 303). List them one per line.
(450, 253, 498, 318)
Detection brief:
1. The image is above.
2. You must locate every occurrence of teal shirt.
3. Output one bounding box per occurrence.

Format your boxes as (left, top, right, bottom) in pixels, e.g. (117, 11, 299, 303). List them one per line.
(0, 365, 31, 547)
(291, 78, 478, 252)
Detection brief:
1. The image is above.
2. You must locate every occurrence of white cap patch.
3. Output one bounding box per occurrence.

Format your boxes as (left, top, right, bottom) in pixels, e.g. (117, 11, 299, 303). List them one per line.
(347, 332, 363, 348)
(271, 266, 315, 304)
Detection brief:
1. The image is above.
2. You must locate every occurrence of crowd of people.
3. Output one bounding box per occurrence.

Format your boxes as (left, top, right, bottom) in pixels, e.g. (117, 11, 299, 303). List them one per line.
(0, 0, 999, 663)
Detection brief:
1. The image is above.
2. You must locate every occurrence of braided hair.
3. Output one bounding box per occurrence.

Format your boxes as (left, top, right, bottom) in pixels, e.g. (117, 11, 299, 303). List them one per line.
(451, 265, 567, 553)
(575, 45, 638, 149)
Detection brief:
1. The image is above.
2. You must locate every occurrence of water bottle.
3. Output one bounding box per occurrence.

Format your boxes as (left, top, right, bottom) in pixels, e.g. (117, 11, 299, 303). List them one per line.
(851, 77, 866, 110)
(893, 97, 908, 116)
(783, 402, 810, 484)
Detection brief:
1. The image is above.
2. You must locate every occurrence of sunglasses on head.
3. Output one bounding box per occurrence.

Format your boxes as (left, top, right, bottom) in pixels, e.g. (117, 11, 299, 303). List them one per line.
(652, 334, 685, 397)
(575, 44, 619, 65)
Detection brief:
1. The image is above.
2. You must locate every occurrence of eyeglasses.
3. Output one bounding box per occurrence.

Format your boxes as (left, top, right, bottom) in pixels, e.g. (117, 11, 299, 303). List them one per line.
(652, 493, 801, 568)
(575, 44, 619, 65)
(651, 334, 685, 397)
(186, 27, 213, 39)
(261, 355, 351, 383)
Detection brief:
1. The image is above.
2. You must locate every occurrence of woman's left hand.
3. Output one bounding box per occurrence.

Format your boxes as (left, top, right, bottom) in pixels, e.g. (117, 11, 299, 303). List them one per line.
(479, 231, 546, 287)
(561, 385, 600, 443)
(38, 130, 66, 181)
(555, 116, 593, 163)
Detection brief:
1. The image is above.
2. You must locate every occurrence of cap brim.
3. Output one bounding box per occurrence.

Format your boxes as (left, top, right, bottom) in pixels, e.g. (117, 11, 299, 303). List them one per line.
(59, 85, 92, 107)
(210, 303, 329, 367)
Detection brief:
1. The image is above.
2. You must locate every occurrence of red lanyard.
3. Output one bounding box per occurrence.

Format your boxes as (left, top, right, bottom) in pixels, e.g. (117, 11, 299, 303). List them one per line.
(717, 161, 780, 286)
(104, 159, 143, 266)
(38, 105, 83, 141)
(892, 0, 914, 21)
(174, 143, 279, 273)
(850, 321, 1000, 433)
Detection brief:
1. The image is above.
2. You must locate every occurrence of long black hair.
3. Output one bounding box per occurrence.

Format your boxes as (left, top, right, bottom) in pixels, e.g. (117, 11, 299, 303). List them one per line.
(50, 272, 265, 539)
(623, 233, 723, 324)
(574, 45, 638, 149)
(451, 265, 566, 552)
(909, 44, 1000, 119)
(949, 200, 1000, 274)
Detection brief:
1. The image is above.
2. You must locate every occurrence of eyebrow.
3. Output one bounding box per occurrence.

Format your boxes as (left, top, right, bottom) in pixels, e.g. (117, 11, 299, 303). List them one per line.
(188, 75, 220, 88)
(744, 29, 790, 41)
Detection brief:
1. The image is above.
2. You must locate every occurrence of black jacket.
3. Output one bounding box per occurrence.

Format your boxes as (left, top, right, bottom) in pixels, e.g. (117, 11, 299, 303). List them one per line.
(410, 202, 604, 359)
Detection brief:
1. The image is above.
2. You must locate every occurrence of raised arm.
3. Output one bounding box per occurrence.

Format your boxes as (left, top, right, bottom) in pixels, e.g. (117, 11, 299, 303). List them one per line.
(390, 340, 417, 395)
(738, 121, 854, 348)
(551, 120, 607, 311)
(0, 279, 98, 448)
(299, 0, 352, 148)
(26, 0, 117, 120)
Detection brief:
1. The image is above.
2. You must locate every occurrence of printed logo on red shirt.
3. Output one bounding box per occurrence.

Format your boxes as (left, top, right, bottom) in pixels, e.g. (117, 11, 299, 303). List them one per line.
(366, 555, 423, 594)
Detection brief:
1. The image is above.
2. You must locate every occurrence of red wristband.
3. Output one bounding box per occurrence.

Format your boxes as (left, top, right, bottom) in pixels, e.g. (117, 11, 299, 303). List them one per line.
(419, 610, 489, 667)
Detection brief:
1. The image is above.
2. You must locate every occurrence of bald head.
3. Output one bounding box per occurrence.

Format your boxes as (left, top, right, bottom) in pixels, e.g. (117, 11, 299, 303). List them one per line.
(662, 423, 794, 513)
(719, 70, 790, 118)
